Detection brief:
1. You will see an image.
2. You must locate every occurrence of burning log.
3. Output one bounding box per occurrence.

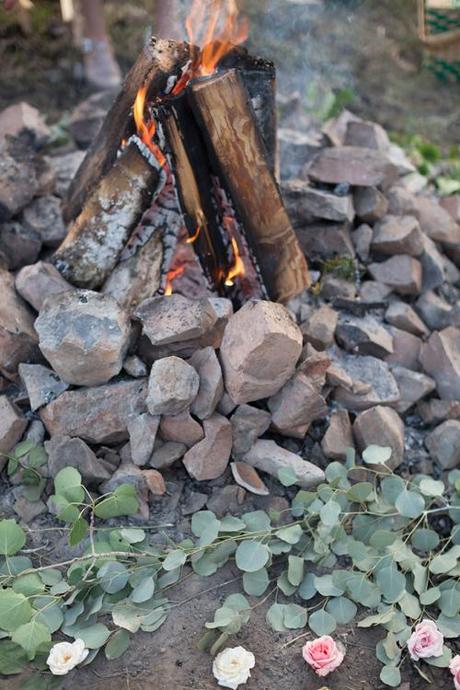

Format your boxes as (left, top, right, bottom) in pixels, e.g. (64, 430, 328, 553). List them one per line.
(189, 69, 310, 303)
(54, 137, 164, 289)
(64, 38, 190, 223)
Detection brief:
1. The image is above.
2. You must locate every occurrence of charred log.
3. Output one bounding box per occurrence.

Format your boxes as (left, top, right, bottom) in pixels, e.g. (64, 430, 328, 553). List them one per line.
(189, 69, 310, 303)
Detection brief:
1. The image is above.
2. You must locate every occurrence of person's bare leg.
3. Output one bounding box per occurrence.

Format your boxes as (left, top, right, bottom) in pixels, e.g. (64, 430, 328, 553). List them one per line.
(80, 0, 121, 90)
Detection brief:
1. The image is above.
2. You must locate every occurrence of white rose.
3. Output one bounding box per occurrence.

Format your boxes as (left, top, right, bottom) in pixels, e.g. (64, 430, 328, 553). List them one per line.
(47, 639, 89, 675)
(212, 646, 255, 689)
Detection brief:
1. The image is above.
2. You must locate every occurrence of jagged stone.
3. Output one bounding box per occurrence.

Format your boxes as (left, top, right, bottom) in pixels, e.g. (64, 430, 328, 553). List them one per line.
(189, 347, 224, 419)
(0, 222, 41, 270)
(282, 179, 354, 224)
(36, 290, 131, 386)
(440, 195, 460, 222)
(386, 185, 418, 216)
(0, 102, 50, 145)
(359, 281, 393, 302)
(321, 409, 354, 461)
(354, 187, 388, 223)
(297, 221, 354, 260)
(351, 223, 373, 261)
(415, 291, 452, 331)
(278, 128, 323, 179)
(385, 301, 429, 338)
(15, 261, 73, 312)
(268, 371, 327, 438)
(371, 216, 424, 257)
(417, 399, 460, 425)
(127, 413, 160, 466)
(308, 146, 398, 187)
(45, 435, 112, 484)
(301, 305, 338, 351)
(147, 356, 199, 416)
(219, 301, 302, 404)
(320, 275, 357, 300)
(420, 235, 447, 290)
(230, 404, 271, 458)
(336, 314, 393, 358)
(150, 441, 187, 470)
(368, 255, 422, 296)
(415, 196, 460, 248)
(142, 469, 166, 496)
(333, 353, 400, 411)
(353, 405, 405, 469)
(0, 396, 27, 471)
(40, 378, 147, 444)
(386, 327, 422, 371)
(0, 269, 39, 380)
(48, 150, 85, 197)
(22, 195, 66, 247)
(344, 120, 390, 150)
(160, 411, 204, 448)
(18, 363, 68, 411)
(242, 439, 325, 489)
(182, 413, 232, 481)
(419, 328, 460, 400)
(425, 420, 460, 469)
(123, 355, 147, 378)
(390, 365, 436, 412)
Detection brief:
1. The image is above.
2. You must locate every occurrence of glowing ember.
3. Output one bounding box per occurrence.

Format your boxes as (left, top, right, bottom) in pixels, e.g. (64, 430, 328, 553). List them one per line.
(165, 265, 186, 295)
(133, 84, 166, 166)
(186, 224, 202, 244)
(172, 0, 248, 95)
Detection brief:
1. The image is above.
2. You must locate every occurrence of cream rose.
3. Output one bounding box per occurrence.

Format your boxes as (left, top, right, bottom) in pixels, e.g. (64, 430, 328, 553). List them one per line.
(302, 635, 345, 677)
(212, 646, 255, 689)
(407, 620, 444, 661)
(450, 654, 460, 690)
(47, 639, 89, 675)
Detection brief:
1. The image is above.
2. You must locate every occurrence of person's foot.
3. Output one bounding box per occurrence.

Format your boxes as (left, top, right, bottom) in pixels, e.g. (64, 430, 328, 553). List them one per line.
(82, 38, 122, 90)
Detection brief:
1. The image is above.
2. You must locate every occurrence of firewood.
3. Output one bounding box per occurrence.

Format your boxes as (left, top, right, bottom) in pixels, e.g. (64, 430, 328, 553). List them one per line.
(64, 38, 190, 223)
(54, 137, 164, 289)
(189, 69, 310, 303)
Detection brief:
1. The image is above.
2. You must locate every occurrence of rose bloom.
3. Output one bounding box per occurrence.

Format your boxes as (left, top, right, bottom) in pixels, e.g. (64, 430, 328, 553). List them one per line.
(212, 646, 255, 689)
(407, 620, 444, 661)
(302, 636, 345, 677)
(47, 639, 89, 675)
(450, 655, 460, 690)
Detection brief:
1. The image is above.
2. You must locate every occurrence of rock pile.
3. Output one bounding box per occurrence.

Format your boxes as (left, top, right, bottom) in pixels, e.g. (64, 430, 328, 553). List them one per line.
(0, 98, 459, 523)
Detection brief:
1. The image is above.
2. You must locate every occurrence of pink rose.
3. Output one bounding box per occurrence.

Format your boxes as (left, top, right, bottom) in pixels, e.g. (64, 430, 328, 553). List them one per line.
(302, 635, 345, 677)
(450, 655, 460, 690)
(407, 620, 444, 661)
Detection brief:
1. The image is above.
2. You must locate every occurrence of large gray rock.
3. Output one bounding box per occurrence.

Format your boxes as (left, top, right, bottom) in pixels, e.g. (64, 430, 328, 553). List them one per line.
(425, 420, 460, 469)
(45, 435, 113, 484)
(333, 353, 400, 411)
(353, 406, 405, 470)
(371, 216, 424, 257)
(22, 195, 66, 247)
(150, 441, 187, 470)
(268, 372, 327, 438)
(135, 294, 218, 347)
(368, 255, 422, 296)
(0, 269, 39, 380)
(336, 314, 394, 358)
(296, 221, 354, 261)
(18, 363, 68, 411)
(385, 301, 429, 338)
(0, 102, 50, 146)
(159, 411, 204, 448)
(390, 365, 436, 412)
(415, 291, 452, 331)
(147, 356, 199, 416)
(301, 305, 338, 351)
(182, 413, 232, 481)
(0, 396, 27, 471)
(15, 261, 73, 312)
(415, 196, 460, 248)
(344, 120, 390, 150)
(189, 347, 224, 419)
(127, 413, 160, 466)
(0, 140, 39, 221)
(282, 179, 354, 224)
(385, 327, 422, 371)
(35, 290, 130, 386)
(230, 404, 271, 457)
(40, 378, 148, 444)
(353, 187, 388, 223)
(321, 409, 354, 461)
(0, 221, 41, 270)
(243, 439, 325, 489)
(219, 301, 303, 403)
(419, 328, 460, 400)
(420, 235, 447, 291)
(308, 146, 398, 188)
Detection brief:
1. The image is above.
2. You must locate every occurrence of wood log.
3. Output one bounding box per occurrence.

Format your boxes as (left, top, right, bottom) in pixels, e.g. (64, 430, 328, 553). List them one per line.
(189, 69, 310, 303)
(64, 37, 190, 223)
(159, 96, 229, 293)
(53, 137, 164, 289)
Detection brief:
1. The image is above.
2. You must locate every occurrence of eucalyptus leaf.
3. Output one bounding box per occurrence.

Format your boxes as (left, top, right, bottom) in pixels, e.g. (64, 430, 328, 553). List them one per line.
(235, 541, 270, 573)
(395, 490, 425, 519)
(320, 500, 341, 527)
(75, 623, 111, 649)
(163, 549, 186, 571)
(411, 528, 440, 552)
(309, 609, 336, 635)
(69, 517, 88, 547)
(326, 596, 357, 625)
(298, 572, 317, 601)
(275, 524, 303, 544)
(283, 603, 307, 629)
(287, 556, 304, 586)
(0, 640, 28, 675)
(376, 565, 405, 603)
(358, 609, 395, 628)
(242, 568, 269, 596)
(420, 587, 440, 606)
(266, 603, 287, 632)
(11, 621, 51, 660)
(0, 590, 33, 632)
(362, 445, 392, 465)
(0, 520, 26, 556)
(419, 478, 445, 497)
(437, 613, 460, 638)
(98, 562, 129, 594)
(54, 467, 84, 503)
(425, 645, 452, 668)
(347, 482, 373, 503)
(105, 629, 130, 660)
(314, 574, 344, 597)
(131, 577, 155, 604)
(94, 485, 139, 519)
(278, 467, 298, 487)
(439, 585, 460, 617)
(241, 511, 271, 533)
(380, 665, 401, 687)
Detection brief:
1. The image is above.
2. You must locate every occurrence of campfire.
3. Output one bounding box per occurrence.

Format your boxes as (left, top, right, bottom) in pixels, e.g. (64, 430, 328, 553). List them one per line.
(56, 0, 310, 310)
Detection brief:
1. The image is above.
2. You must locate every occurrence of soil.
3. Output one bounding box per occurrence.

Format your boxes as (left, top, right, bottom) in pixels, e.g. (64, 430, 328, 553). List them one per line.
(0, 1, 459, 689)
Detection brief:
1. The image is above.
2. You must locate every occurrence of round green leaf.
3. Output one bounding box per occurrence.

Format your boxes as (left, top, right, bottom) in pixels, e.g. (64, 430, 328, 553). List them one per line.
(242, 568, 269, 596)
(347, 482, 373, 503)
(105, 629, 130, 660)
(298, 573, 316, 601)
(94, 485, 138, 519)
(326, 597, 357, 625)
(0, 590, 33, 632)
(235, 541, 269, 572)
(75, 623, 110, 649)
(69, 517, 89, 547)
(11, 621, 50, 660)
(362, 445, 392, 465)
(0, 520, 26, 556)
(380, 665, 401, 687)
(275, 524, 303, 544)
(320, 500, 341, 527)
(266, 603, 287, 632)
(287, 556, 304, 587)
(309, 609, 336, 635)
(283, 603, 307, 629)
(12, 573, 44, 597)
(376, 565, 405, 603)
(430, 546, 460, 575)
(437, 613, 460, 638)
(54, 467, 84, 503)
(242, 511, 271, 533)
(119, 528, 145, 544)
(395, 489, 425, 519)
(411, 528, 440, 552)
(425, 645, 452, 668)
(420, 587, 440, 606)
(439, 586, 460, 617)
(131, 577, 155, 604)
(0, 640, 27, 675)
(381, 476, 405, 504)
(98, 561, 129, 594)
(315, 574, 344, 597)
(419, 478, 444, 497)
(370, 530, 397, 548)
(163, 549, 187, 571)
(278, 467, 298, 487)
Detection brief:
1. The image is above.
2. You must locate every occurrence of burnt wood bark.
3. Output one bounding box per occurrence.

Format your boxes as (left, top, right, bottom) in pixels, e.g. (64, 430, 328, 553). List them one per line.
(189, 69, 310, 303)
(64, 37, 190, 223)
(54, 138, 163, 289)
(159, 96, 229, 293)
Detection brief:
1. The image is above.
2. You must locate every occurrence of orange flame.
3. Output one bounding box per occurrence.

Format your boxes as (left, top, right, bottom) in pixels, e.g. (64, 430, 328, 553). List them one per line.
(173, 0, 248, 95)
(133, 84, 166, 167)
(224, 233, 245, 286)
(165, 265, 186, 296)
(186, 224, 202, 244)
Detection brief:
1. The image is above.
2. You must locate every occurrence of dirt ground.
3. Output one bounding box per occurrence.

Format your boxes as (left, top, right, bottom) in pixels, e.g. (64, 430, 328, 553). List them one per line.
(0, 1, 459, 689)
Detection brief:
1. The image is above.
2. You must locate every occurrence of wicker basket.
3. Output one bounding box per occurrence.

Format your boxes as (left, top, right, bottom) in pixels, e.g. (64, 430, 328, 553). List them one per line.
(418, 0, 460, 80)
